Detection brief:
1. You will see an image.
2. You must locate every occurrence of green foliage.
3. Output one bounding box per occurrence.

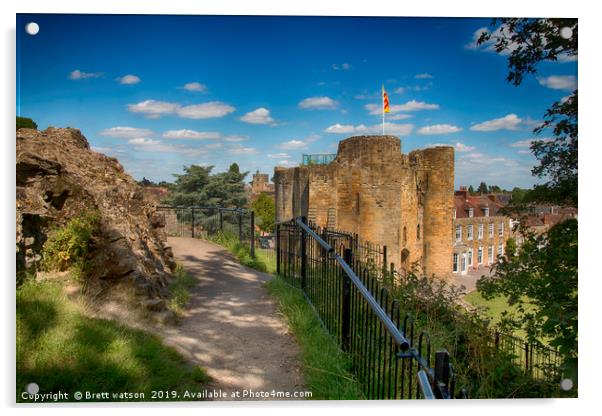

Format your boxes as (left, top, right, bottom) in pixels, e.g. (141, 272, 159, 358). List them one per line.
(510, 187, 531, 204)
(381, 271, 566, 397)
(478, 219, 578, 382)
(206, 231, 273, 273)
(41, 212, 100, 280)
(167, 264, 197, 316)
(505, 237, 517, 258)
(251, 193, 276, 233)
(164, 163, 248, 208)
(16, 280, 208, 402)
(468, 185, 475, 195)
(266, 277, 364, 399)
(479, 18, 577, 207)
(17, 116, 37, 130)
(477, 182, 488, 194)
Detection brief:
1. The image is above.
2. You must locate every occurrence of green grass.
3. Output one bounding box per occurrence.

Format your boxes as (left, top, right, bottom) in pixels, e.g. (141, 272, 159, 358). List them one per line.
(266, 276, 364, 400)
(204, 231, 274, 274)
(168, 264, 197, 316)
(464, 290, 534, 339)
(17, 280, 209, 402)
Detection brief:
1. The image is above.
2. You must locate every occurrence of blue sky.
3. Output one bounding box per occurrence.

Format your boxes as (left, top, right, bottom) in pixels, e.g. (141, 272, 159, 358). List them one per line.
(16, 14, 577, 189)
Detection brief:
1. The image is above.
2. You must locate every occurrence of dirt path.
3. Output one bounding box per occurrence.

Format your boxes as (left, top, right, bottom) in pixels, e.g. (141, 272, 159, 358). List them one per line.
(157, 237, 304, 400)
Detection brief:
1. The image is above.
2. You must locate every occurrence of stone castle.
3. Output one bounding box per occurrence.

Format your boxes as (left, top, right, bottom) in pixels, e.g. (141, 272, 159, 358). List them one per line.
(274, 135, 455, 278)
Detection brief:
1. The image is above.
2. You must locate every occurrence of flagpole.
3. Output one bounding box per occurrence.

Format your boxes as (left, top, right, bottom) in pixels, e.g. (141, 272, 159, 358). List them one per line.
(382, 84, 385, 135)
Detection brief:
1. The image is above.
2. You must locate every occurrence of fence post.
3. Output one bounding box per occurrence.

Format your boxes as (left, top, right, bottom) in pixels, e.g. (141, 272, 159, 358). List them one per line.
(238, 210, 243, 242)
(342, 247, 353, 352)
(191, 207, 195, 238)
(382, 245, 388, 276)
(219, 210, 223, 232)
(276, 224, 281, 275)
(300, 216, 307, 291)
(434, 350, 451, 399)
(250, 211, 255, 258)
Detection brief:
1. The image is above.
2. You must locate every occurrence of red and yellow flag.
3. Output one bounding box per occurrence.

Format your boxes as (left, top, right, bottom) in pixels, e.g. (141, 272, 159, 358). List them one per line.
(382, 85, 390, 113)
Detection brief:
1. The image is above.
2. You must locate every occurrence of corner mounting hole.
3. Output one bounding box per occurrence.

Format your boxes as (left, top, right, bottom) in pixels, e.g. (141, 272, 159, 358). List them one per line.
(25, 22, 39, 36)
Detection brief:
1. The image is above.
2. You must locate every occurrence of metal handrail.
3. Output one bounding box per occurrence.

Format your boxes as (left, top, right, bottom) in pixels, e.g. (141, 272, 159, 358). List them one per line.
(157, 205, 247, 213)
(294, 217, 410, 351)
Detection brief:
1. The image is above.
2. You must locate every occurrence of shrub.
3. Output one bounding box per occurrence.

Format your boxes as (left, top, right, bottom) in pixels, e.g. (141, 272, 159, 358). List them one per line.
(168, 264, 197, 316)
(41, 212, 100, 279)
(16, 116, 37, 130)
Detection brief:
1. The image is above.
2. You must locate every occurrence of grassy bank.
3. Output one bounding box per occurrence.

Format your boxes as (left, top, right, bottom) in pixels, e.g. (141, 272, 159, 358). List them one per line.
(167, 264, 197, 316)
(266, 277, 364, 399)
(17, 280, 209, 402)
(204, 231, 276, 274)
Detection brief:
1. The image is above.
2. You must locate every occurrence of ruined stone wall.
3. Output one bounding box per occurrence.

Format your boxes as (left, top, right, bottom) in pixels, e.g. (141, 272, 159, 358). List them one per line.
(273, 135, 454, 279)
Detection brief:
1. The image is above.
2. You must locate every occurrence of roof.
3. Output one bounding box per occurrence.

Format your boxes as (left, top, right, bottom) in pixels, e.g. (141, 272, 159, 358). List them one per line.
(454, 193, 505, 218)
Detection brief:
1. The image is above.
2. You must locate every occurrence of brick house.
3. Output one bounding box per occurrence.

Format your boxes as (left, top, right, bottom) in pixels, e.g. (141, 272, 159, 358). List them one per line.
(452, 187, 511, 275)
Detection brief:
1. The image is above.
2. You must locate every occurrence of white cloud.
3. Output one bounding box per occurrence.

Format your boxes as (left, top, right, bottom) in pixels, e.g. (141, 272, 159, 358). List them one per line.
(415, 73, 433, 79)
(465, 25, 519, 55)
(365, 100, 439, 116)
(240, 107, 276, 125)
(324, 123, 413, 136)
(162, 129, 220, 140)
(268, 153, 291, 159)
(99, 126, 154, 139)
(128, 138, 160, 145)
(454, 142, 475, 152)
(394, 87, 405, 94)
(227, 145, 258, 155)
(388, 114, 414, 120)
(537, 75, 577, 91)
(127, 100, 234, 119)
(417, 124, 462, 135)
(183, 82, 207, 92)
(510, 137, 553, 148)
(277, 139, 308, 150)
(470, 113, 522, 131)
(299, 96, 339, 110)
(69, 69, 103, 80)
(332, 63, 351, 70)
(276, 160, 298, 167)
(176, 102, 235, 119)
(324, 123, 356, 134)
(117, 74, 140, 85)
(224, 135, 248, 142)
(127, 100, 180, 119)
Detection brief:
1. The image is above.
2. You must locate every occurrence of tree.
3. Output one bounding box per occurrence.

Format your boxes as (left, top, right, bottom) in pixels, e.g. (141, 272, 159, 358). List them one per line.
(163, 163, 248, 208)
(16, 116, 37, 130)
(477, 18, 578, 383)
(478, 18, 577, 207)
(251, 193, 276, 234)
(477, 182, 488, 194)
(138, 177, 156, 187)
(468, 185, 476, 195)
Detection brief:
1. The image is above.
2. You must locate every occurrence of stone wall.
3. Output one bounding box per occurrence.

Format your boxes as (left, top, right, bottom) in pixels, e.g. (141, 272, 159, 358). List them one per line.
(274, 135, 455, 279)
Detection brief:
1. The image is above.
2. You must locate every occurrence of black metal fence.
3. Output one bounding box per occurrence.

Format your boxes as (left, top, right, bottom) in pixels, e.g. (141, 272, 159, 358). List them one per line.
(276, 217, 464, 399)
(157, 205, 256, 255)
(493, 331, 561, 380)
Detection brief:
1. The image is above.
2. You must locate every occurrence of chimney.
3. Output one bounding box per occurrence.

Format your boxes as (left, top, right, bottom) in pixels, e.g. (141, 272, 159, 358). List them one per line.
(455, 186, 468, 199)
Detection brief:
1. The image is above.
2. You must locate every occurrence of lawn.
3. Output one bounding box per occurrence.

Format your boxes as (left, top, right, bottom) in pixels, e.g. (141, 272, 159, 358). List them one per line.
(17, 279, 209, 402)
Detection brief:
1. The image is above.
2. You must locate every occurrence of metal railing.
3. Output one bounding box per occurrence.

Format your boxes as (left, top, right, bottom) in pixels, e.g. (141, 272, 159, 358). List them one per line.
(157, 205, 256, 256)
(276, 217, 464, 399)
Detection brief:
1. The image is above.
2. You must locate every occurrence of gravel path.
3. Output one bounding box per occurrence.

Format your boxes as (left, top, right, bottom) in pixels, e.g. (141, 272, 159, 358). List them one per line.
(158, 237, 304, 401)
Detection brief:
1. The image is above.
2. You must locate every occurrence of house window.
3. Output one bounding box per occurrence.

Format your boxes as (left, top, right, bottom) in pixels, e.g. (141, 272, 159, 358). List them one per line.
(461, 254, 467, 272)
(478, 223, 484, 239)
(498, 243, 503, 257)
(467, 248, 473, 266)
(484, 207, 490, 217)
(453, 209, 456, 219)
(453, 253, 458, 273)
(468, 207, 474, 218)
(467, 224, 473, 240)
(498, 222, 504, 236)
(488, 246, 493, 264)
(489, 223, 494, 238)
(417, 224, 421, 241)
(455, 225, 462, 242)
(478, 246, 483, 264)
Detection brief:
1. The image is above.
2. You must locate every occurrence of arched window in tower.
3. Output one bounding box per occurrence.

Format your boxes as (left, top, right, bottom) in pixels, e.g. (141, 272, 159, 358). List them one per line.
(403, 226, 407, 246)
(417, 224, 421, 241)
(356, 193, 360, 216)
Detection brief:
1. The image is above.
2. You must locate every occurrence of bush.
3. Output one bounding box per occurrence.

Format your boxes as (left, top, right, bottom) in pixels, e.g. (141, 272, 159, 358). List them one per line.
(17, 116, 37, 130)
(168, 264, 197, 316)
(41, 212, 100, 280)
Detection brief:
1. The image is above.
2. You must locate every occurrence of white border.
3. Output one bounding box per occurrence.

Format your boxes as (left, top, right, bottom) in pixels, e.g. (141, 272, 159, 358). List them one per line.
(2, 1, 600, 415)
